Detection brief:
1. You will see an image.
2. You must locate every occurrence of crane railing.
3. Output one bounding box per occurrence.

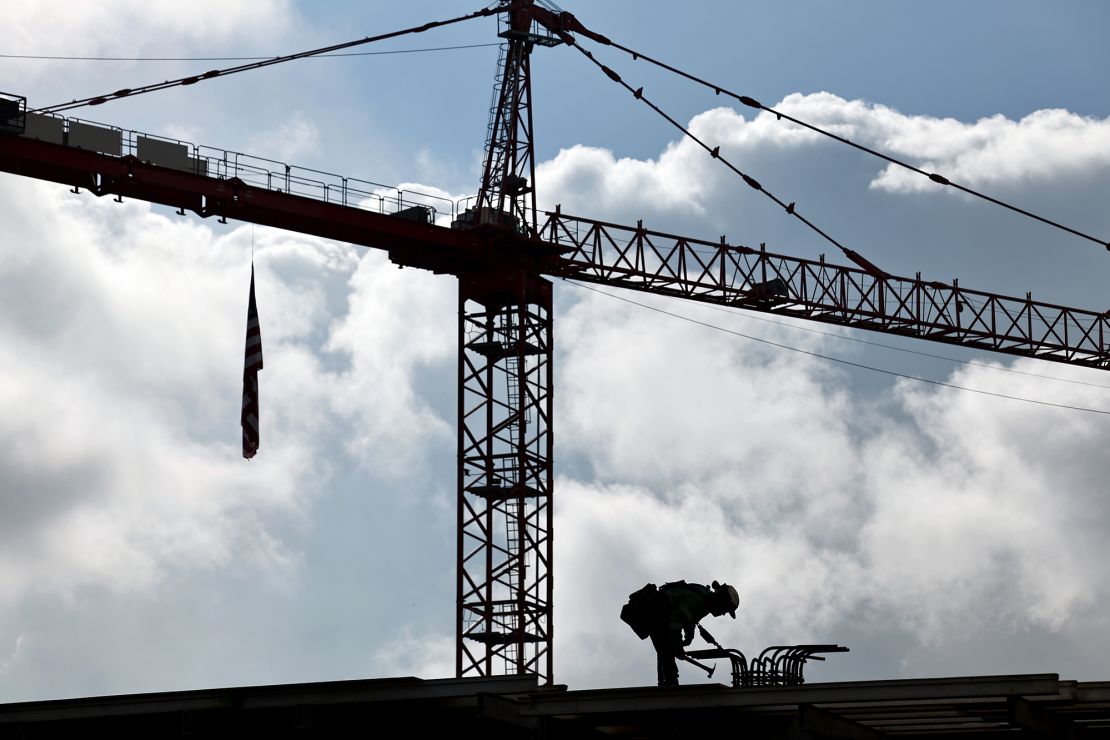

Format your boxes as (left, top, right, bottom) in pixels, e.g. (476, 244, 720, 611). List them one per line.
(8, 108, 457, 225)
(539, 208, 1110, 370)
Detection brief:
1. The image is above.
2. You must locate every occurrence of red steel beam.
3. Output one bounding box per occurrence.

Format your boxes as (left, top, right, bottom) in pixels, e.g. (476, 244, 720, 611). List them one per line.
(0, 135, 481, 271)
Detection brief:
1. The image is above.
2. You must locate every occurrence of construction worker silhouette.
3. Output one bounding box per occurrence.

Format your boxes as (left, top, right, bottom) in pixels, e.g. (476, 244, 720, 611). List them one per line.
(621, 580, 740, 686)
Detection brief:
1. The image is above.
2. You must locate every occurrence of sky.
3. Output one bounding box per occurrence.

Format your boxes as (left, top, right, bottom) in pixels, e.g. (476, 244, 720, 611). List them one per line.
(2, 1, 1110, 700)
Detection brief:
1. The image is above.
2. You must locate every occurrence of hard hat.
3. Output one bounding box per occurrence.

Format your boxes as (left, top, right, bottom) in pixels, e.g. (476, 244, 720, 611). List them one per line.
(712, 581, 740, 618)
(722, 584, 739, 618)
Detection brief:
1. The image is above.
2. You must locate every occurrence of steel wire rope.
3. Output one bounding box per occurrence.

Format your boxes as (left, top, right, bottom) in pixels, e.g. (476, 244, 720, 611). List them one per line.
(561, 38, 877, 273)
(1, 43, 501, 62)
(565, 280, 1110, 417)
(584, 36, 1110, 252)
(31, 6, 499, 114)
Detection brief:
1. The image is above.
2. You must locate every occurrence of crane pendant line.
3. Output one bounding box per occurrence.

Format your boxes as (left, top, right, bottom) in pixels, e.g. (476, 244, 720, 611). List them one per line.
(32, 7, 500, 115)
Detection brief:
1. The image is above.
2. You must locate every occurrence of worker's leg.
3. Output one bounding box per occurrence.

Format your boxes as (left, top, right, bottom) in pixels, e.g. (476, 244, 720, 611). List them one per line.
(660, 650, 679, 686)
(650, 631, 679, 686)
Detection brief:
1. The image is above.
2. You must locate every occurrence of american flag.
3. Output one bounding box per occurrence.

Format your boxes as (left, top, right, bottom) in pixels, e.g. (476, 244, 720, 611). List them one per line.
(241, 264, 263, 459)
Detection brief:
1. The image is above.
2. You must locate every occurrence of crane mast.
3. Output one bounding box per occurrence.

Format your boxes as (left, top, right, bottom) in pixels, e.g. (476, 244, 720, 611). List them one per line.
(1, 2, 1108, 689)
(472, 4, 548, 236)
(456, 1, 561, 681)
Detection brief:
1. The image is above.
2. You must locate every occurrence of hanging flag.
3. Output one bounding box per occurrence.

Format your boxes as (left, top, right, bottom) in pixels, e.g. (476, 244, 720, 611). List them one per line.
(241, 263, 263, 459)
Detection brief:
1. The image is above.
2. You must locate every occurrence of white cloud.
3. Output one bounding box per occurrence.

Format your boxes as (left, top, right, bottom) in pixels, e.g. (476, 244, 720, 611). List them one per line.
(535, 93, 1110, 242)
(537, 144, 709, 218)
(0, 176, 456, 610)
(557, 290, 859, 526)
(0, 184, 316, 602)
(323, 249, 455, 475)
(2, 0, 301, 139)
(693, 92, 1110, 194)
(866, 362, 1110, 636)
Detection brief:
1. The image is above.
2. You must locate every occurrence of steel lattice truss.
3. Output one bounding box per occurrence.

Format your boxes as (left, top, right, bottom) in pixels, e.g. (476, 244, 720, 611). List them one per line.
(457, 278, 553, 681)
(542, 210, 1110, 369)
(472, 15, 546, 236)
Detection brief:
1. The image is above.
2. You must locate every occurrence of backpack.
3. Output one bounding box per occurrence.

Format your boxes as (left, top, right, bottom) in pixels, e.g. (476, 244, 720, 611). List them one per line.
(620, 583, 660, 640)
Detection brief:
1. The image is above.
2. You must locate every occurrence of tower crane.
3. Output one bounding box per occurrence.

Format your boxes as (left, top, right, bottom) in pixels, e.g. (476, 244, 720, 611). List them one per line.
(1, 1, 1107, 687)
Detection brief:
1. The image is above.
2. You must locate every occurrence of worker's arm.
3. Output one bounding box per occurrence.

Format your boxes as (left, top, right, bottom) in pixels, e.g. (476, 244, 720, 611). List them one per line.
(697, 624, 720, 647)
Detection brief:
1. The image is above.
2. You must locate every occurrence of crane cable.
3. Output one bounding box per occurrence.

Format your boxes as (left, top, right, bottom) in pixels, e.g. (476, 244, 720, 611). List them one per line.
(563, 37, 874, 272)
(587, 36, 1110, 253)
(567, 280, 1110, 417)
(31, 6, 498, 115)
(1, 43, 501, 62)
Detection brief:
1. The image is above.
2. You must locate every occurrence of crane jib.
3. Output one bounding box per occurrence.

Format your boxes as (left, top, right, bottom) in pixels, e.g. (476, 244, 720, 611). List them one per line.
(0, 128, 1105, 372)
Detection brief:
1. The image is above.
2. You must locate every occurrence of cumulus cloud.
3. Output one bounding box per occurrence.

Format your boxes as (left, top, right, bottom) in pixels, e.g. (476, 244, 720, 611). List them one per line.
(0, 184, 303, 601)
(556, 289, 858, 530)
(693, 92, 1110, 195)
(324, 250, 455, 475)
(537, 144, 710, 219)
(744, 93, 1110, 197)
(535, 93, 1110, 253)
(872, 363, 1110, 634)
(0, 176, 455, 610)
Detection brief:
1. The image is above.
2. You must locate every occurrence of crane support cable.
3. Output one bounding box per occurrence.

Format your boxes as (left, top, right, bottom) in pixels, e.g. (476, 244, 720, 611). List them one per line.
(563, 38, 869, 268)
(588, 36, 1110, 252)
(568, 281, 1110, 417)
(1, 43, 501, 62)
(32, 6, 498, 115)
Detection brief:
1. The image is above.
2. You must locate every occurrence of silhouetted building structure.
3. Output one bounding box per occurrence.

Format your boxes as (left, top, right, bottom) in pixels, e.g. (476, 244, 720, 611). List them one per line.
(2, 673, 1108, 738)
